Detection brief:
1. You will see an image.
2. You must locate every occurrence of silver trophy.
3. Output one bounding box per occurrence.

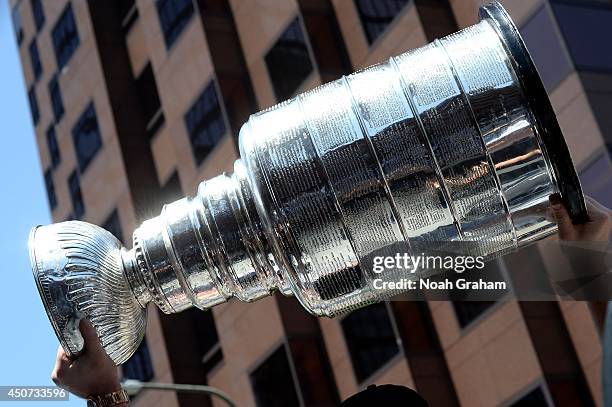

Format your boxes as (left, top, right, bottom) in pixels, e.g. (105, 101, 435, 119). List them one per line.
(29, 2, 586, 364)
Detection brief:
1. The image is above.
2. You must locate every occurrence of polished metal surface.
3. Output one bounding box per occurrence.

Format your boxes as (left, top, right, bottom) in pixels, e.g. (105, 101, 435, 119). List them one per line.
(28, 2, 585, 364)
(29, 222, 146, 364)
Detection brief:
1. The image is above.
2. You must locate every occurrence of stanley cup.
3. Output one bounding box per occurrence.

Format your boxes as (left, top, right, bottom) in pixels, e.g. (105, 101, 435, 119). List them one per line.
(29, 2, 586, 364)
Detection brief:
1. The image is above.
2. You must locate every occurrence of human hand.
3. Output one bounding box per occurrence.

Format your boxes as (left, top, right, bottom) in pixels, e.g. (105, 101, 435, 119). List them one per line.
(550, 194, 611, 242)
(51, 319, 122, 399)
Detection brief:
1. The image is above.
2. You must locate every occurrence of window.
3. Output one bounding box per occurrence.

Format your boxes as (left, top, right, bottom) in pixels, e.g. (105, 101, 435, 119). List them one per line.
(118, 0, 139, 33)
(28, 86, 39, 125)
(519, 5, 572, 91)
(298, 1, 352, 83)
(48, 74, 65, 123)
(452, 301, 495, 328)
(44, 169, 57, 210)
(184, 81, 226, 165)
(202, 342, 223, 375)
(196, 0, 259, 144)
(156, 0, 194, 49)
(452, 259, 507, 328)
(341, 302, 400, 382)
(68, 170, 84, 219)
(265, 17, 313, 102)
(46, 126, 61, 169)
(185, 308, 222, 374)
(29, 39, 42, 81)
(580, 72, 612, 148)
(31, 0, 45, 31)
(551, 2, 612, 72)
(72, 103, 102, 173)
(12, 6, 23, 45)
(250, 345, 300, 407)
(136, 64, 164, 139)
(52, 3, 80, 70)
(508, 386, 550, 406)
(122, 337, 154, 382)
(102, 209, 123, 243)
(580, 151, 612, 207)
(354, 0, 410, 44)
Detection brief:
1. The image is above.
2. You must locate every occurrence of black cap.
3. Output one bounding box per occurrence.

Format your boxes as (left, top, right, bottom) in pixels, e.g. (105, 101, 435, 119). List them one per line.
(340, 384, 429, 406)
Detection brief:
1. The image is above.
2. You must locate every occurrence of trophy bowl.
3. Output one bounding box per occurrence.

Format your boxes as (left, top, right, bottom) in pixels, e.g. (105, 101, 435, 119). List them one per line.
(29, 222, 147, 364)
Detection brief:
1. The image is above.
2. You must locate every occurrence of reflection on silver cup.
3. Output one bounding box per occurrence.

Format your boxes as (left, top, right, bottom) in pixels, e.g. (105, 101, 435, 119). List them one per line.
(28, 2, 586, 364)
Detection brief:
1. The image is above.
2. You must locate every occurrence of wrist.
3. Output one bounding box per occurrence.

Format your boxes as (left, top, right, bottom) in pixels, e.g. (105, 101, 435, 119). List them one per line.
(86, 374, 122, 398)
(86, 387, 129, 407)
(87, 380, 122, 398)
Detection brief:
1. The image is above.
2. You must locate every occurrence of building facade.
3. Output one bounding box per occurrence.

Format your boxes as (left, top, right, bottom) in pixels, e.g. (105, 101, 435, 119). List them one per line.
(11, 0, 612, 406)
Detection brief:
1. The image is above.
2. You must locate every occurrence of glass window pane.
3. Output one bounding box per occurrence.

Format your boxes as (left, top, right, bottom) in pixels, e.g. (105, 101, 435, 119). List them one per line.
(136, 64, 164, 138)
(580, 72, 612, 148)
(28, 86, 39, 125)
(296, 3, 352, 83)
(451, 260, 505, 328)
(452, 301, 495, 328)
(46, 126, 61, 169)
(12, 5, 23, 45)
(580, 152, 612, 207)
(341, 302, 400, 382)
(265, 17, 314, 102)
(510, 386, 549, 406)
(52, 3, 80, 70)
(72, 103, 102, 173)
(68, 170, 84, 219)
(48, 74, 65, 123)
(122, 337, 154, 382)
(519, 5, 572, 91)
(44, 169, 57, 210)
(29, 39, 42, 81)
(156, 0, 194, 49)
(188, 307, 223, 374)
(250, 345, 300, 407)
(354, 0, 410, 44)
(118, 0, 139, 33)
(184, 80, 226, 165)
(31, 0, 45, 31)
(102, 209, 123, 243)
(551, 3, 612, 72)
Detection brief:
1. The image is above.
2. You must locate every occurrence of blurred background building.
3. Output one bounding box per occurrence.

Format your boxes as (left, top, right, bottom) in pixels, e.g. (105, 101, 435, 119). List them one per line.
(10, 0, 612, 405)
